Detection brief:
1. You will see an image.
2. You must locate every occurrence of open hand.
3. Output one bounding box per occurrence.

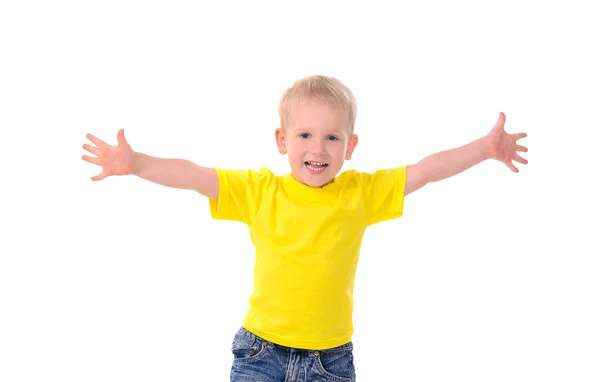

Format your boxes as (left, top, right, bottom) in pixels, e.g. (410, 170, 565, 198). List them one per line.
(82, 129, 134, 181)
(487, 112, 528, 173)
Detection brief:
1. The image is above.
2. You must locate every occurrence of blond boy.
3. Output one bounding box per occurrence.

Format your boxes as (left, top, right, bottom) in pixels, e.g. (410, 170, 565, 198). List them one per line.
(82, 75, 528, 381)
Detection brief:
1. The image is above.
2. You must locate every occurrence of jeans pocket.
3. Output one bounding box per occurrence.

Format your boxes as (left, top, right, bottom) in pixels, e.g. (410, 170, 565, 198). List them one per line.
(231, 327, 267, 363)
(315, 344, 355, 382)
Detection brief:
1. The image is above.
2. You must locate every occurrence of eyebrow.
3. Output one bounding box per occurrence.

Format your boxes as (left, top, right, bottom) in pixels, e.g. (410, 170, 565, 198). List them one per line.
(292, 127, 345, 136)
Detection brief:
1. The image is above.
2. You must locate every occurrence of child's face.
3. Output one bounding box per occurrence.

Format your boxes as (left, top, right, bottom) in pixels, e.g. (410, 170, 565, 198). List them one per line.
(275, 98, 358, 188)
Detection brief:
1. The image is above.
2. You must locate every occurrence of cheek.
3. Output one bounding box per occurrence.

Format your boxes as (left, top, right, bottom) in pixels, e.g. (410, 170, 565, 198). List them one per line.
(290, 140, 307, 153)
(287, 143, 303, 160)
(331, 143, 347, 156)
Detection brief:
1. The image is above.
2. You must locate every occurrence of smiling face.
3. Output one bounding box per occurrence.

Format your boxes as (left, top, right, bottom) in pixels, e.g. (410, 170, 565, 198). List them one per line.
(275, 98, 358, 187)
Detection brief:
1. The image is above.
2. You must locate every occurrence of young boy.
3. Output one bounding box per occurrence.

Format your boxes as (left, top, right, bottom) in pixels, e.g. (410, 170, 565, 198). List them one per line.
(82, 75, 528, 382)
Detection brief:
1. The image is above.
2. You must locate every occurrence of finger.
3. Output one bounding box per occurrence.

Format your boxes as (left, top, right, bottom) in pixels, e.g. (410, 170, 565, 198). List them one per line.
(516, 145, 528, 152)
(514, 132, 527, 140)
(82, 155, 101, 166)
(91, 171, 107, 181)
(82, 143, 102, 157)
(86, 133, 109, 147)
(117, 128, 128, 146)
(494, 112, 506, 130)
(513, 153, 528, 165)
(506, 161, 520, 173)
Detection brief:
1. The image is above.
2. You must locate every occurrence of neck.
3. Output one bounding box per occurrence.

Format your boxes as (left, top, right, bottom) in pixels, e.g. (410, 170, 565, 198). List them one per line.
(294, 175, 334, 188)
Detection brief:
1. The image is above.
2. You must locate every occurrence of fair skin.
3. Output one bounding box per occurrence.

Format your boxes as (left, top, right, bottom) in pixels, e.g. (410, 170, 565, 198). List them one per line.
(82, 99, 527, 198)
(82, 129, 220, 199)
(274, 99, 358, 188)
(404, 111, 528, 195)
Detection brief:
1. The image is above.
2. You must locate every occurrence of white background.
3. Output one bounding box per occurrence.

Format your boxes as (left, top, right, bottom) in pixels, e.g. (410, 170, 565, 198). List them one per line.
(1, 1, 598, 381)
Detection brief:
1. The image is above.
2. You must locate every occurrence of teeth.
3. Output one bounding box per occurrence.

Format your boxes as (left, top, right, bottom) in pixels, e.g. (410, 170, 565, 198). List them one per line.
(306, 161, 327, 172)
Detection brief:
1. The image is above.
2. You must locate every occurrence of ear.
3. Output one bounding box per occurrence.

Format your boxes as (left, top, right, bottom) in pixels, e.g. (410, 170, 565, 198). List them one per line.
(345, 134, 359, 160)
(275, 128, 287, 154)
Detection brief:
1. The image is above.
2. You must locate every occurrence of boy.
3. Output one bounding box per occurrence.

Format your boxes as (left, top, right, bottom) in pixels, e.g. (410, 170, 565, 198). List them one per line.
(82, 75, 528, 381)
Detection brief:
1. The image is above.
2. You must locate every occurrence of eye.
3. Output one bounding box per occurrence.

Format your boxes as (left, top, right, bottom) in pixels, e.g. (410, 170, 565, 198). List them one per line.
(327, 135, 339, 141)
(299, 133, 310, 139)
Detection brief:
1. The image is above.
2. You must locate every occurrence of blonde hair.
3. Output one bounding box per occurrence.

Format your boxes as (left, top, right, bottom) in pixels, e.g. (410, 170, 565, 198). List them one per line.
(278, 75, 358, 133)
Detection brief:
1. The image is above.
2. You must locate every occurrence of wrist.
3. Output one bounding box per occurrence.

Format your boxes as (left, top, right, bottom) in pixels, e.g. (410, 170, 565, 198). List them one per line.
(481, 135, 493, 161)
(132, 152, 145, 176)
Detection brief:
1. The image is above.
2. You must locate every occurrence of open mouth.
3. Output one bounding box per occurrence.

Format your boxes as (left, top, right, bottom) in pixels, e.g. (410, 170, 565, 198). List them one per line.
(305, 161, 328, 174)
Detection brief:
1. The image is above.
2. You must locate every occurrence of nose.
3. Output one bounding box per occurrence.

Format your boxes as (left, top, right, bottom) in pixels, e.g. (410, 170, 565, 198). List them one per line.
(310, 139, 326, 156)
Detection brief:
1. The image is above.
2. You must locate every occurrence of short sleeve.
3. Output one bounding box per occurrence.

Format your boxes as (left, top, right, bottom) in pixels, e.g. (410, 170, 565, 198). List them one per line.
(208, 168, 272, 225)
(359, 166, 407, 226)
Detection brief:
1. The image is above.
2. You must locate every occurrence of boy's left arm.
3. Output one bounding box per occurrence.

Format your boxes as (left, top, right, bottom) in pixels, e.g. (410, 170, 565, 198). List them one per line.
(405, 112, 528, 196)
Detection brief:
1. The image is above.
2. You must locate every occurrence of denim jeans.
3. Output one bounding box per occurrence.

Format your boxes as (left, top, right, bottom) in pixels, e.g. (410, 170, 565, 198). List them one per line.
(230, 326, 356, 382)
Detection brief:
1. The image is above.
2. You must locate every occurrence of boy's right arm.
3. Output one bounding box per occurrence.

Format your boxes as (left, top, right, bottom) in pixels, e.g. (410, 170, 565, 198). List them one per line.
(132, 153, 218, 200)
(82, 129, 219, 200)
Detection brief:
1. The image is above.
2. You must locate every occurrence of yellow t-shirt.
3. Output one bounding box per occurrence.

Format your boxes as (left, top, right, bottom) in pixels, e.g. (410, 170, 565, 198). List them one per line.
(209, 166, 406, 350)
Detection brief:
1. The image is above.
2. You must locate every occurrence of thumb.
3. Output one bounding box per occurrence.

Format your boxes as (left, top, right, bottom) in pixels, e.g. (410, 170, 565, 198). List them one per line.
(493, 112, 506, 131)
(117, 128, 128, 146)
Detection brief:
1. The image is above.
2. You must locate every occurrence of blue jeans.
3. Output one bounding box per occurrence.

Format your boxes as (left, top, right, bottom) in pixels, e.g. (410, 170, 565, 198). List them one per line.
(230, 326, 356, 382)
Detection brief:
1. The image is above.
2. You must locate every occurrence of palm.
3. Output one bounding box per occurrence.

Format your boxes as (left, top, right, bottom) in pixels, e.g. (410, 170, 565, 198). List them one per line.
(82, 129, 134, 181)
(487, 112, 528, 173)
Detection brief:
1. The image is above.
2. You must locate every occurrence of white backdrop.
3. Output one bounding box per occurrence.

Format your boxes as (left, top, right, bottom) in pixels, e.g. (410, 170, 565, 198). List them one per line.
(1, 1, 598, 381)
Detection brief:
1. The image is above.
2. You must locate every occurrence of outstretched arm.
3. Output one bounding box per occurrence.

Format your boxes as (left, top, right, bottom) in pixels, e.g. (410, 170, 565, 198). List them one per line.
(404, 112, 528, 196)
(82, 129, 219, 200)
